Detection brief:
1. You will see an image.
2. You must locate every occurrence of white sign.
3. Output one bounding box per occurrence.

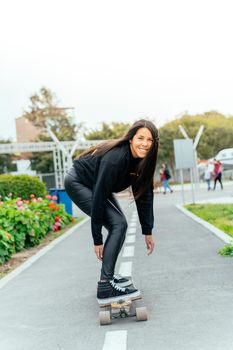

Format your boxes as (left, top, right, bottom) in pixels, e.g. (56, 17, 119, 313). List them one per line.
(173, 139, 196, 169)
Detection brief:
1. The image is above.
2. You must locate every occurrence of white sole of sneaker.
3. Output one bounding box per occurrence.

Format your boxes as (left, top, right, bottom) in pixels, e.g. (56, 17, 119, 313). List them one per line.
(97, 291, 142, 307)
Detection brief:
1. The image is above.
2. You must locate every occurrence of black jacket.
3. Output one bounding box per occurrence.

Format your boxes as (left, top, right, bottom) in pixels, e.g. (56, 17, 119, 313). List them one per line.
(73, 143, 154, 245)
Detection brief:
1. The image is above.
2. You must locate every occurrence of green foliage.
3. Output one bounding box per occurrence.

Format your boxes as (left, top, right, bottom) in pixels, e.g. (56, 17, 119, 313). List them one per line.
(158, 111, 233, 166)
(30, 152, 54, 174)
(185, 203, 233, 238)
(24, 87, 77, 141)
(23, 87, 82, 173)
(0, 174, 47, 199)
(0, 139, 16, 174)
(185, 203, 233, 257)
(85, 122, 130, 140)
(218, 243, 233, 257)
(0, 196, 73, 263)
(0, 229, 15, 264)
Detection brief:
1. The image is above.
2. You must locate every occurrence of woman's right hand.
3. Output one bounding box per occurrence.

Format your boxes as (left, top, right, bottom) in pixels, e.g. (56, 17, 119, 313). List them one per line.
(145, 235, 155, 255)
(94, 245, 104, 261)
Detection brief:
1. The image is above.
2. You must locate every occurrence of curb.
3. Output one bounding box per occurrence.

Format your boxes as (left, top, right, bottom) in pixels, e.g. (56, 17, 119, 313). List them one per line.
(176, 204, 233, 244)
(0, 216, 90, 290)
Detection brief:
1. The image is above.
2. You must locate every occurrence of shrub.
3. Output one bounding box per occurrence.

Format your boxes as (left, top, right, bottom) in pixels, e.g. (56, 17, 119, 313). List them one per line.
(218, 243, 233, 257)
(0, 196, 73, 259)
(0, 174, 47, 200)
(0, 229, 15, 264)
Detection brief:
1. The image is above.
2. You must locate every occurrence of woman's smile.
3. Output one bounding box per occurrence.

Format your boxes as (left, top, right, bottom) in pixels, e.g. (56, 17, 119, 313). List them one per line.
(130, 127, 153, 158)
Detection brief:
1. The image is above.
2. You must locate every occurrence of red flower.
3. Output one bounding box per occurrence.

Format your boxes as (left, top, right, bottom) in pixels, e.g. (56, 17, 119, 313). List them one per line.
(30, 194, 35, 198)
(53, 224, 59, 232)
(48, 202, 59, 210)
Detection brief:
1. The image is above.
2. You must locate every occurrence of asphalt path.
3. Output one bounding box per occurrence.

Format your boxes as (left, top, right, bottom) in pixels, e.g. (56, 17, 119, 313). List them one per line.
(0, 185, 233, 350)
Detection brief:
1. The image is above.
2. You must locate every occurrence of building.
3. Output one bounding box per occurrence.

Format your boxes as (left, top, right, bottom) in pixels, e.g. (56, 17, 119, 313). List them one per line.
(15, 116, 42, 143)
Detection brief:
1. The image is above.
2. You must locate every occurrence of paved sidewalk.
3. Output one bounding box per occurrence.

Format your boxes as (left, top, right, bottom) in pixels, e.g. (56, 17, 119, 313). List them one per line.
(135, 187, 233, 350)
(0, 186, 233, 349)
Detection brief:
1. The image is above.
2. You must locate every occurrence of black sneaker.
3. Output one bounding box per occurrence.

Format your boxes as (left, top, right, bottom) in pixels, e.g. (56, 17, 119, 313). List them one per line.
(113, 275, 132, 287)
(97, 280, 141, 306)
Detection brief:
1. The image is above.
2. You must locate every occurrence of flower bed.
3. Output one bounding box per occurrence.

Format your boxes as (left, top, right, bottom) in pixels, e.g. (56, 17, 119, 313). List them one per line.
(0, 193, 73, 264)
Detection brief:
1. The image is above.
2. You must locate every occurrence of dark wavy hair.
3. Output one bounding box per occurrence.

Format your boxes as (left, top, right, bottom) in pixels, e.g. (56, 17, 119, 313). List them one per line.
(78, 119, 159, 198)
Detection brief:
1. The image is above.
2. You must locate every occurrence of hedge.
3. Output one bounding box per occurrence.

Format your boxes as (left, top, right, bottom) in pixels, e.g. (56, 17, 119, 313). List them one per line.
(0, 174, 47, 200)
(0, 229, 15, 265)
(0, 197, 73, 264)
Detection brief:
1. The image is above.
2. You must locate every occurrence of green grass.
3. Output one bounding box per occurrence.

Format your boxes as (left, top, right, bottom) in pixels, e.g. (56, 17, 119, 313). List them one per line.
(185, 204, 233, 237)
(185, 203, 233, 256)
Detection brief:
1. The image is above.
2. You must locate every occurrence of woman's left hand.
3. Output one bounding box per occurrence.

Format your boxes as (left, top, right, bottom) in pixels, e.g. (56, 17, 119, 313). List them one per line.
(94, 245, 104, 260)
(145, 235, 155, 255)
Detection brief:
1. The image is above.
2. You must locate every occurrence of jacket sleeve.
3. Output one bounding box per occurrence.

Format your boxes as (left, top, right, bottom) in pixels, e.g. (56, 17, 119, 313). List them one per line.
(91, 160, 120, 245)
(132, 183, 154, 235)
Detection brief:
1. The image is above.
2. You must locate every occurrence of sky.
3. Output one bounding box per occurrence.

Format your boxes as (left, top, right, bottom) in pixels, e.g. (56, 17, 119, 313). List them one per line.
(1, 0, 233, 141)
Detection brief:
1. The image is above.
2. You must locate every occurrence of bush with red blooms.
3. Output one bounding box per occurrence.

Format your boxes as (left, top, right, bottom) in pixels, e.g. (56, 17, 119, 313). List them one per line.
(0, 193, 74, 264)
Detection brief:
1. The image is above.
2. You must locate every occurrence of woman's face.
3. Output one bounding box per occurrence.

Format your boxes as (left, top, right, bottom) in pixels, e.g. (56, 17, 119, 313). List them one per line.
(130, 127, 153, 158)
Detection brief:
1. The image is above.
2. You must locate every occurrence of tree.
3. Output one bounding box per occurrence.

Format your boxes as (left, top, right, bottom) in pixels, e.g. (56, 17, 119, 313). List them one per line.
(24, 87, 77, 141)
(157, 111, 233, 169)
(0, 139, 16, 174)
(24, 87, 79, 173)
(85, 122, 131, 140)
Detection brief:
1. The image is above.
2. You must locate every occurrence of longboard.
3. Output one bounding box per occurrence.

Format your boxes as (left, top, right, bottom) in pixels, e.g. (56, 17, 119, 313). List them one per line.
(98, 285, 148, 325)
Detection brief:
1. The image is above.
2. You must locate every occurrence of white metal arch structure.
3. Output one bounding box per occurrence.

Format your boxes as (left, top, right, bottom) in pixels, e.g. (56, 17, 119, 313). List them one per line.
(0, 140, 101, 188)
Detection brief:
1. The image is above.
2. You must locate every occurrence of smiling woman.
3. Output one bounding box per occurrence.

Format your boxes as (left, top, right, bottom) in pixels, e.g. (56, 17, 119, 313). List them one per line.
(64, 119, 159, 306)
(129, 127, 153, 158)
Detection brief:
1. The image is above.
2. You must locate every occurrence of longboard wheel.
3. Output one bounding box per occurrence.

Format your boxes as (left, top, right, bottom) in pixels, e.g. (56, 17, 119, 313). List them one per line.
(136, 307, 148, 321)
(99, 310, 111, 325)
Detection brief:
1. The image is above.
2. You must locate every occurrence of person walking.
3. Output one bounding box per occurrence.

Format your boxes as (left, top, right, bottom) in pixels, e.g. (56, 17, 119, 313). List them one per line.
(204, 164, 212, 191)
(160, 163, 173, 194)
(64, 120, 159, 305)
(213, 159, 223, 190)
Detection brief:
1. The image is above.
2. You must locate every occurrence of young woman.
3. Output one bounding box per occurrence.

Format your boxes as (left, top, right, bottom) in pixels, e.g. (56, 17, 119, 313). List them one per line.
(64, 119, 159, 305)
(160, 163, 173, 194)
(213, 159, 223, 190)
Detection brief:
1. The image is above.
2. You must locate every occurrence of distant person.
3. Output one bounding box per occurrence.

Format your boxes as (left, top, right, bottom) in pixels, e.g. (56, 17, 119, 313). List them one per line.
(213, 159, 223, 190)
(204, 164, 211, 191)
(160, 163, 173, 194)
(64, 120, 159, 305)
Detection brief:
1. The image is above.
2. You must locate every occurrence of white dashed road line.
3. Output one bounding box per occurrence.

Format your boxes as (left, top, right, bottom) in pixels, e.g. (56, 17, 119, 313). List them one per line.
(127, 228, 137, 235)
(104, 212, 137, 350)
(128, 222, 137, 228)
(118, 261, 132, 276)
(130, 217, 138, 222)
(122, 245, 135, 257)
(102, 331, 127, 350)
(125, 235, 136, 243)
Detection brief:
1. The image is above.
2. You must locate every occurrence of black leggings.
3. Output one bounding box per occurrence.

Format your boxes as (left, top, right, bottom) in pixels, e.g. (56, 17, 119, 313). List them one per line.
(64, 167, 128, 281)
(214, 173, 223, 189)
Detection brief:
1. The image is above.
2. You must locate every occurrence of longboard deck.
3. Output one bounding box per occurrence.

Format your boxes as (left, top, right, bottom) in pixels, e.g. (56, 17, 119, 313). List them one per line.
(98, 294, 142, 308)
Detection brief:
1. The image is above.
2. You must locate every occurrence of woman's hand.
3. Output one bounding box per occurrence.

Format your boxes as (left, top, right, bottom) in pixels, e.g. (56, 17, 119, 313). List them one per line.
(145, 235, 155, 255)
(94, 245, 104, 260)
